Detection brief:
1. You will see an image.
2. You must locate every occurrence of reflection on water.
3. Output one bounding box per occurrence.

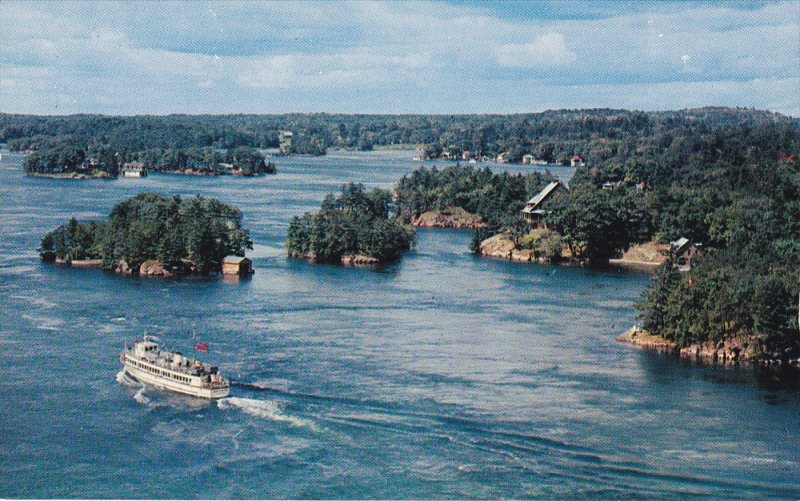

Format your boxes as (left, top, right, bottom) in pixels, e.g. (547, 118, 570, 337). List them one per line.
(0, 150, 798, 498)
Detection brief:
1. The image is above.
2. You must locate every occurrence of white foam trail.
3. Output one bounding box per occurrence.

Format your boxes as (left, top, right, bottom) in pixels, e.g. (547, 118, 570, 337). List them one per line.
(217, 397, 316, 429)
(115, 369, 139, 387)
(117, 370, 154, 406)
(133, 386, 150, 405)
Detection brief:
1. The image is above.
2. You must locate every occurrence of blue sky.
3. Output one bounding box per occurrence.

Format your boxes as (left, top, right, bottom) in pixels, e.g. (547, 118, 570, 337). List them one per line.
(1, 1, 798, 115)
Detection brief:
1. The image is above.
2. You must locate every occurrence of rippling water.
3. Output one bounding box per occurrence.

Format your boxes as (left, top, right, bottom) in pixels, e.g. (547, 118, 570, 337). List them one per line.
(0, 150, 797, 498)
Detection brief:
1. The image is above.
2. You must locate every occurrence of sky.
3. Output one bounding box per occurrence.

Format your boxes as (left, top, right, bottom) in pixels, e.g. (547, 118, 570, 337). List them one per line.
(1, 1, 799, 116)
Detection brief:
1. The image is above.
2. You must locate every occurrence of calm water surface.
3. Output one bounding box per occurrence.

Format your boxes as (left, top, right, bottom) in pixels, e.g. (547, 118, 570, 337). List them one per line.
(0, 150, 797, 498)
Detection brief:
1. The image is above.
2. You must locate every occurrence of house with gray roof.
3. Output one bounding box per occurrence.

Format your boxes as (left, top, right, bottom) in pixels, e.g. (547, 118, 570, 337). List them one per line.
(521, 181, 566, 227)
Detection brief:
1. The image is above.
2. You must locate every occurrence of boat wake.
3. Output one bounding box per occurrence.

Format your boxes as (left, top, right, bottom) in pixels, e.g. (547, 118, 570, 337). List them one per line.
(115, 369, 140, 387)
(217, 397, 317, 430)
(133, 386, 150, 405)
(117, 369, 154, 406)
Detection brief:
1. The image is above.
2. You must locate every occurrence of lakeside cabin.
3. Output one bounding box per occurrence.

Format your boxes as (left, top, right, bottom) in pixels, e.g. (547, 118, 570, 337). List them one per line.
(570, 155, 584, 167)
(121, 162, 148, 178)
(496, 152, 511, 163)
(222, 256, 253, 276)
(522, 181, 566, 228)
(670, 237, 702, 271)
(279, 131, 293, 153)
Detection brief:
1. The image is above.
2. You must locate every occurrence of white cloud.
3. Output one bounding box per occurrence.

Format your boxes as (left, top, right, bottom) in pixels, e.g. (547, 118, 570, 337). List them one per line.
(0, 1, 797, 115)
(495, 33, 577, 68)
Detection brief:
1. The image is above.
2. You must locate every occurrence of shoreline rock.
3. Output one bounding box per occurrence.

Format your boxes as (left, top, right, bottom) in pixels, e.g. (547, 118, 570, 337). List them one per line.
(618, 326, 800, 367)
(47, 256, 206, 277)
(413, 207, 486, 229)
(27, 171, 113, 180)
(291, 251, 383, 266)
(340, 254, 381, 266)
(478, 233, 564, 264)
(617, 326, 679, 354)
(139, 260, 174, 277)
(609, 241, 669, 271)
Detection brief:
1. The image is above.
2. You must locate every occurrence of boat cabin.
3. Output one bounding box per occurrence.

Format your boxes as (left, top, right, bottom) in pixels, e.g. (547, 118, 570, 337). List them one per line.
(134, 340, 158, 357)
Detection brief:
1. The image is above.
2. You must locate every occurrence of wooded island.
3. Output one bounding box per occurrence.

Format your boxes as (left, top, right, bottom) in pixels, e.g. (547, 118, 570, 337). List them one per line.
(286, 183, 415, 265)
(40, 193, 252, 276)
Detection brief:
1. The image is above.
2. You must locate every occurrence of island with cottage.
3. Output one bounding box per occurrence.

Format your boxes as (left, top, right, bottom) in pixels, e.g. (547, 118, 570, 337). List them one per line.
(22, 145, 277, 179)
(39, 193, 253, 277)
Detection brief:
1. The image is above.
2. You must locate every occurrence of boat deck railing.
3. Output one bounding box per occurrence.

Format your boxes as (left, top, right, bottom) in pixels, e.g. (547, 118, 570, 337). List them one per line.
(123, 349, 229, 384)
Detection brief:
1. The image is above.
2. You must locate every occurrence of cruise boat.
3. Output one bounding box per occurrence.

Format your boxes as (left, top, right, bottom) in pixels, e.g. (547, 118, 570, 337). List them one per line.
(120, 336, 230, 399)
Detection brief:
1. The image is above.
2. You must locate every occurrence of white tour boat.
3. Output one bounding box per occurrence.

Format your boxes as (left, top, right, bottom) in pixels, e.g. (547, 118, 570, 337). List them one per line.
(120, 336, 230, 399)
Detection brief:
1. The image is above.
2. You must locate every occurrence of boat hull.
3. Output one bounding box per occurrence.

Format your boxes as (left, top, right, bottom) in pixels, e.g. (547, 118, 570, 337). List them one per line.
(123, 363, 230, 399)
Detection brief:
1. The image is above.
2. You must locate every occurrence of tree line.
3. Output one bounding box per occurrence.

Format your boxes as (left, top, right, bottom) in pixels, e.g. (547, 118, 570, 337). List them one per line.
(5, 107, 797, 166)
(22, 143, 276, 177)
(25, 107, 799, 359)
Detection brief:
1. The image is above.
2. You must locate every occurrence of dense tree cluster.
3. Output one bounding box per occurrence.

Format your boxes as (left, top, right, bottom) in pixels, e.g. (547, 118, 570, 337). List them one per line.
(286, 183, 415, 263)
(546, 186, 653, 263)
(18, 108, 800, 358)
(40, 193, 252, 274)
(383, 110, 800, 357)
(22, 142, 275, 177)
(635, 160, 800, 358)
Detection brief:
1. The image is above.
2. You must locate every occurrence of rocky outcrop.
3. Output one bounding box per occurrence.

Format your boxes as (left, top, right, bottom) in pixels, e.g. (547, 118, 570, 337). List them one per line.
(340, 254, 381, 266)
(139, 260, 174, 277)
(478, 233, 561, 264)
(413, 207, 486, 229)
(479, 234, 517, 259)
(618, 326, 800, 366)
(678, 336, 776, 365)
(609, 240, 669, 270)
(293, 251, 382, 266)
(618, 326, 679, 354)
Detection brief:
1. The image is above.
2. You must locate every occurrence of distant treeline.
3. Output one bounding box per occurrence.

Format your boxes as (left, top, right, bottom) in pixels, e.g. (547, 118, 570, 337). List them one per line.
(4, 107, 798, 170)
(22, 143, 276, 177)
(41, 193, 252, 274)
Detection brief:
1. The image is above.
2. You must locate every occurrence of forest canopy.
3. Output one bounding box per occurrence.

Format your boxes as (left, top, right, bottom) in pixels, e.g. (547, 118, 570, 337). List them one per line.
(40, 193, 252, 274)
(286, 183, 415, 263)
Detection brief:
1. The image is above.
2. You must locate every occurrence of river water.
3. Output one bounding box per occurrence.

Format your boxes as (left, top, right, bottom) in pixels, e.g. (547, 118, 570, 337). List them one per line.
(0, 150, 797, 498)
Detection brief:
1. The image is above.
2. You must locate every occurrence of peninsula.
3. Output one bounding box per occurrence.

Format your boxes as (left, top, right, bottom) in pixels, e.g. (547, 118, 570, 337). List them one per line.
(385, 108, 800, 364)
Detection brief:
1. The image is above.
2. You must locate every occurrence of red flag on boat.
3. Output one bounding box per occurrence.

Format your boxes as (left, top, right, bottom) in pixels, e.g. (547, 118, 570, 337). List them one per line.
(196, 342, 209, 352)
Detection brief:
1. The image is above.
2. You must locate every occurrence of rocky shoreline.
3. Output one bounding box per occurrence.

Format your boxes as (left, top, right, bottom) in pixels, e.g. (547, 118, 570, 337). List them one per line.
(52, 257, 201, 277)
(291, 251, 382, 266)
(27, 171, 114, 180)
(412, 207, 485, 229)
(618, 326, 800, 367)
(479, 233, 559, 264)
(479, 233, 671, 271)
